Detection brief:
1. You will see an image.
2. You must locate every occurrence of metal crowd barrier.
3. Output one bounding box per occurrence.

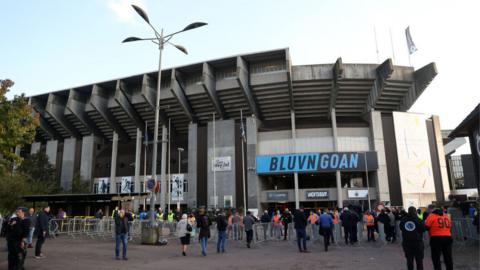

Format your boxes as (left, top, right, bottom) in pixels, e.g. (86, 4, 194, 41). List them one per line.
(44, 216, 479, 248)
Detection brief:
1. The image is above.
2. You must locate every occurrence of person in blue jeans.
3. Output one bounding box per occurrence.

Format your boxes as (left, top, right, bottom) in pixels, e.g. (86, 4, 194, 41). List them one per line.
(114, 209, 129, 260)
(293, 208, 309, 253)
(216, 210, 228, 253)
(197, 208, 211, 256)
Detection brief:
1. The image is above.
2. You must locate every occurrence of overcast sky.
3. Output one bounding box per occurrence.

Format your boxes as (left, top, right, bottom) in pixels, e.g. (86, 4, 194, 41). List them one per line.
(1, 0, 479, 153)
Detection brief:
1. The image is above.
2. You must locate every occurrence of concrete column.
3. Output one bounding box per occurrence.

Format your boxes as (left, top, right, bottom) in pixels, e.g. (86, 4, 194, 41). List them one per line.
(134, 128, 142, 195)
(110, 132, 119, 194)
(61, 138, 77, 191)
(431, 115, 451, 200)
(30, 142, 41, 155)
(368, 111, 390, 202)
(207, 119, 235, 208)
(80, 135, 97, 184)
(290, 110, 300, 210)
(246, 117, 260, 210)
(331, 108, 343, 209)
(188, 123, 198, 208)
(46, 140, 58, 167)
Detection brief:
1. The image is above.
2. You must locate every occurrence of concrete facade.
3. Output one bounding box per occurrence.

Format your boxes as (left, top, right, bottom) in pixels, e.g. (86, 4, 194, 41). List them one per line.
(60, 137, 76, 191)
(46, 140, 58, 166)
(187, 123, 198, 207)
(207, 119, 236, 208)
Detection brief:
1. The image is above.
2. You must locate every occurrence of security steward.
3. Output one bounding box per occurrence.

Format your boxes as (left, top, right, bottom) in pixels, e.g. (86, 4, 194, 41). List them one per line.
(400, 206, 426, 270)
(425, 207, 453, 270)
(6, 207, 30, 270)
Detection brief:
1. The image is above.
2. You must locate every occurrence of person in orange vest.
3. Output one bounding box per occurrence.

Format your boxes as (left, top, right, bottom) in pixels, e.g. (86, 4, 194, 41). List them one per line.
(425, 207, 453, 270)
(363, 211, 376, 242)
(307, 210, 319, 241)
(327, 209, 338, 243)
(271, 210, 282, 239)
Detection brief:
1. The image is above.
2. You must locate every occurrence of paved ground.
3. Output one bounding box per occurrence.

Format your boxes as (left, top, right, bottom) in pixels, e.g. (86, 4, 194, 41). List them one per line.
(1, 236, 478, 270)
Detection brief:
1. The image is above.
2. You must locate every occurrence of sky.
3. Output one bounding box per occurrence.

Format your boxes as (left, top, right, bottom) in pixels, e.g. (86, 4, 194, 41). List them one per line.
(1, 0, 479, 153)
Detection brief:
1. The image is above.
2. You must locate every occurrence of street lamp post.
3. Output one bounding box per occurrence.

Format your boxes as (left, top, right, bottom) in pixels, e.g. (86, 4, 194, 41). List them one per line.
(123, 5, 206, 243)
(177, 147, 184, 211)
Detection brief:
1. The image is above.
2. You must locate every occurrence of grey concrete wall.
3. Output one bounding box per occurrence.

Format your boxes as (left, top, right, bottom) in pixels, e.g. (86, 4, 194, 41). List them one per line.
(46, 140, 58, 167)
(246, 117, 260, 210)
(30, 142, 41, 155)
(187, 123, 198, 208)
(368, 111, 390, 202)
(207, 119, 235, 208)
(80, 135, 99, 183)
(61, 138, 76, 191)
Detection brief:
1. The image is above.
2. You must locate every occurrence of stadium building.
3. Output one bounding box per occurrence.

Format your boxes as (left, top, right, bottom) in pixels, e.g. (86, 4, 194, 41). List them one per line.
(21, 48, 449, 215)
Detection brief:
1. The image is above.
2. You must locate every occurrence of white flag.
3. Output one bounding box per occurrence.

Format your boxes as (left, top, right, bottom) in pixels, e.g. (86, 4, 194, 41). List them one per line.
(405, 26, 417, 55)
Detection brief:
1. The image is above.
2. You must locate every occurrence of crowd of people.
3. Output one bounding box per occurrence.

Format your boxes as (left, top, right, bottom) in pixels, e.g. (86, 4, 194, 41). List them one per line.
(1, 203, 478, 270)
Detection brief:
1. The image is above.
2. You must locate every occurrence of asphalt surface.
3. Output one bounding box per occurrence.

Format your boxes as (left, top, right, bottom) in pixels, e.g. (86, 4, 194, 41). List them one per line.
(0, 236, 478, 270)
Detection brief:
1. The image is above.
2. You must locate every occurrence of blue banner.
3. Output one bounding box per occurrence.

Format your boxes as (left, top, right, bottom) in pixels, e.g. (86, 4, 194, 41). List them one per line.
(256, 152, 378, 174)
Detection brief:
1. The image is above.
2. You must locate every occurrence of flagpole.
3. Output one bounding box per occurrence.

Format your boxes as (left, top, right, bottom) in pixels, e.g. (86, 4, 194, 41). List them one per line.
(143, 121, 147, 211)
(374, 26, 380, 63)
(168, 118, 171, 212)
(213, 112, 217, 210)
(389, 28, 396, 64)
(241, 109, 247, 214)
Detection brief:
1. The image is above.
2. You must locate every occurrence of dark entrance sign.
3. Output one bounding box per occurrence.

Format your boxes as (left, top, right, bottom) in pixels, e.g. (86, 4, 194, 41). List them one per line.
(256, 152, 378, 174)
(266, 192, 289, 201)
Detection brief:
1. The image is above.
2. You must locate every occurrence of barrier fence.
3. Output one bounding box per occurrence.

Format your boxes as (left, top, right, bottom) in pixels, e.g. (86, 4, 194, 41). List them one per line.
(44, 217, 479, 246)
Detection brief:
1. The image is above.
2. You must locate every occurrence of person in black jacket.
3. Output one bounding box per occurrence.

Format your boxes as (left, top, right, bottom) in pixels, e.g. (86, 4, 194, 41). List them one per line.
(216, 210, 228, 253)
(35, 206, 50, 259)
(6, 207, 30, 270)
(293, 208, 309, 253)
(340, 207, 357, 245)
(114, 209, 129, 260)
(260, 210, 270, 240)
(281, 209, 292, 241)
(400, 206, 426, 270)
(197, 208, 211, 256)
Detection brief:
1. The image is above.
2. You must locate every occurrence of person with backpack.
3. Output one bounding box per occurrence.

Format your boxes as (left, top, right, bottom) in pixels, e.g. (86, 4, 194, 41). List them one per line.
(216, 210, 228, 253)
(196, 208, 211, 256)
(243, 211, 255, 248)
(400, 206, 426, 270)
(177, 214, 192, 256)
(319, 209, 334, 252)
(281, 209, 292, 241)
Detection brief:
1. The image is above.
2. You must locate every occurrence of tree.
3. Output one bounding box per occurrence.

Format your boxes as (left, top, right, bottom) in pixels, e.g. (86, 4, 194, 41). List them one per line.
(0, 79, 39, 173)
(70, 174, 91, 194)
(18, 152, 59, 195)
(0, 173, 27, 214)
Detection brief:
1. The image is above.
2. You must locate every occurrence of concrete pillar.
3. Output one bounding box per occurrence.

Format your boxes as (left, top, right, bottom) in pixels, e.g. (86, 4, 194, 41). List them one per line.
(46, 140, 58, 167)
(331, 108, 343, 209)
(188, 123, 198, 208)
(431, 115, 451, 200)
(13, 145, 21, 170)
(246, 117, 260, 210)
(80, 135, 97, 183)
(290, 110, 300, 210)
(368, 111, 390, 202)
(61, 138, 77, 191)
(207, 119, 235, 208)
(134, 128, 142, 195)
(110, 132, 118, 194)
(30, 142, 41, 155)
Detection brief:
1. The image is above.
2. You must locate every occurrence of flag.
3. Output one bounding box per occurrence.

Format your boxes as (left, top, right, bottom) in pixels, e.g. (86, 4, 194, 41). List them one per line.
(405, 26, 417, 55)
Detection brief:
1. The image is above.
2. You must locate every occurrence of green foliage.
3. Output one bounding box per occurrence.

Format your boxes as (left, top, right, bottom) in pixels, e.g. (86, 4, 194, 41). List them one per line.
(70, 174, 91, 194)
(0, 173, 27, 214)
(0, 152, 59, 213)
(0, 79, 39, 173)
(18, 152, 59, 194)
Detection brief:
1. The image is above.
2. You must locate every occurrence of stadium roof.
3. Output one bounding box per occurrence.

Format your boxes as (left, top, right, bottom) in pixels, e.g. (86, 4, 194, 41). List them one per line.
(29, 48, 437, 142)
(449, 103, 480, 138)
